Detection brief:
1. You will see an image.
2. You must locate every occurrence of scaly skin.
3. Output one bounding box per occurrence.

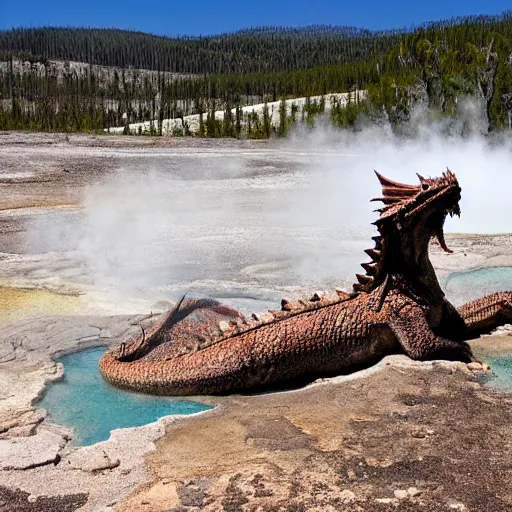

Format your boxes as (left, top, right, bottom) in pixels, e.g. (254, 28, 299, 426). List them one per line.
(457, 292, 512, 338)
(99, 170, 512, 395)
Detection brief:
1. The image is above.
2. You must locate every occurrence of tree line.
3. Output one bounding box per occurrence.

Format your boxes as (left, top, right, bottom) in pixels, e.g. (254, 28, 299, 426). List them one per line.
(0, 25, 402, 74)
(0, 11, 512, 135)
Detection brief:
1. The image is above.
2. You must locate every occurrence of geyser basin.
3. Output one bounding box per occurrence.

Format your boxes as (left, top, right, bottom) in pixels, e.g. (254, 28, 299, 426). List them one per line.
(38, 348, 212, 445)
(37, 266, 512, 444)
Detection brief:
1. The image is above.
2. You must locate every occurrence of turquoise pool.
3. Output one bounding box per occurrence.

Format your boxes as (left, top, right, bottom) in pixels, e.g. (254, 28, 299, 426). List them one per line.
(444, 266, 512, 390)
(38, 348, 212, 445)
(483, 355, 512, 389)
(443, 266, 512, 306)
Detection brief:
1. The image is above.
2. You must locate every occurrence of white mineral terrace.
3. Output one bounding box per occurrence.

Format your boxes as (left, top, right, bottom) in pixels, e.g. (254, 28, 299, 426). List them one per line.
(107, 90, 367, 135)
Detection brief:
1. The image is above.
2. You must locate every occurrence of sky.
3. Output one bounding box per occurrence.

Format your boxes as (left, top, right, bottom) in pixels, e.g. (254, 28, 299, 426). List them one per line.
(1, 1, 511, 36)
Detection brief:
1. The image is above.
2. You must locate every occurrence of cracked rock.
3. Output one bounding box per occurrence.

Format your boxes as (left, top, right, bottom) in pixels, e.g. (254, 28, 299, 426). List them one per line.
(467, 361, 490, 372)
(64, 446, 121, 472)
(0, 430, 66, 469)
(0, 344, 15, 362)
(0, 407, 46, 435)
(0, 423, 37, 439)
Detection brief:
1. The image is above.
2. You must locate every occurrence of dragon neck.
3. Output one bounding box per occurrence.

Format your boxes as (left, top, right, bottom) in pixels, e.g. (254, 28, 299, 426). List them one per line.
(353, 226, 445, 304)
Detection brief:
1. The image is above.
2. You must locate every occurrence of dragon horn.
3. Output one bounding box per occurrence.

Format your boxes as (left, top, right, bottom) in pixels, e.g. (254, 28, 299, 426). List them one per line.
(375, 170, 417, 190)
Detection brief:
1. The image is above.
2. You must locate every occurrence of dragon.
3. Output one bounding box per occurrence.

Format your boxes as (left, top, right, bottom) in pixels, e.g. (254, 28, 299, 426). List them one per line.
(99, 170, 512, 395)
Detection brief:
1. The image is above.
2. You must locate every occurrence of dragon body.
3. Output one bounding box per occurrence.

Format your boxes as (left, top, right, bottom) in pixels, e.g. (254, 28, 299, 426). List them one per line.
(99, 170, 512, 395)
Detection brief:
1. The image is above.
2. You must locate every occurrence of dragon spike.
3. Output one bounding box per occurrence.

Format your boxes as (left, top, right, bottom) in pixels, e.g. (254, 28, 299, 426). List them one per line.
(356, 274, 373, 285)
(361, 262, 377, 275)
(439, 167, 459, 186)
(281, 298, 292, 311)
(364, 248, 381, 261)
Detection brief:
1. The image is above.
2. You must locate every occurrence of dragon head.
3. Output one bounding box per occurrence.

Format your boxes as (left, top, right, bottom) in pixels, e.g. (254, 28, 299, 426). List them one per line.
(354, 169, 461, 293)
(372, 169, 461, 253)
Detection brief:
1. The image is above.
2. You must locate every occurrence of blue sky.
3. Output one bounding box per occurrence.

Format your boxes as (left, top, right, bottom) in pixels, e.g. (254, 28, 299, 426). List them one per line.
(1, 1, 511, 36)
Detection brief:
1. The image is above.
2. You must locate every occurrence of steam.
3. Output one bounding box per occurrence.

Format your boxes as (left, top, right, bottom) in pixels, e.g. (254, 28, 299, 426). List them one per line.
(24, 97, 512, 312)
(280, 97, 512, 234)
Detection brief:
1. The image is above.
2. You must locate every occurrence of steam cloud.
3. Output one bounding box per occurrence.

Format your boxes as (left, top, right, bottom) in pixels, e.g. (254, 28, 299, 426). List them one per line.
(25, 98, 512, 311)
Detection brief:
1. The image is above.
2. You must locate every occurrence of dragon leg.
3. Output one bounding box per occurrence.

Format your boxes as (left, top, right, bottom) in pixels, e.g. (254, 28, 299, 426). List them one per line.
(457, 292, 512, 340)
(390, 303, 474, 363)
(429, 298, 469, 342)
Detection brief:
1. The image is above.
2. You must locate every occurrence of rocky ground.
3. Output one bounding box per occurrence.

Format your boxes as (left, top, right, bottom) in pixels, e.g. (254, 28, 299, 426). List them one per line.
(1, 311, 510, 512)
(123, 356, 512, 512)
(0, 313, 180, 511)
(0, 132, 511, 512)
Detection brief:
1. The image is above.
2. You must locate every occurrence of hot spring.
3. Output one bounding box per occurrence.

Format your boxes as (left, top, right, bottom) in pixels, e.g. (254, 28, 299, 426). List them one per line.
(38, 265, 512, 447)
(443, 267, 512, 390)
(38, 348, 212, 445)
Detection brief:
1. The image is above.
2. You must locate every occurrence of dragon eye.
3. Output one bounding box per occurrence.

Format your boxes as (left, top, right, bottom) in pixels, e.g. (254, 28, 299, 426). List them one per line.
(421, 183, 429, 191)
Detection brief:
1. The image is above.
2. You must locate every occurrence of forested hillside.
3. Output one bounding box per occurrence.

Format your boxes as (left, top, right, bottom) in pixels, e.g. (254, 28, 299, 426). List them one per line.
(0, 12, 511, 136)
(0, 25, 402, 74)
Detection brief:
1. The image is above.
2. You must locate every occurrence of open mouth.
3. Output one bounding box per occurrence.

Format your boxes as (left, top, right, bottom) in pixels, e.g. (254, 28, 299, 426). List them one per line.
(434, 195, 461, 254)
(446, 202, 461, 219)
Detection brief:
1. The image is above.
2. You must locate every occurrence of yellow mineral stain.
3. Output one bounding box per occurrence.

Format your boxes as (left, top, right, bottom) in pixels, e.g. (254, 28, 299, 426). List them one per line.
(0, 287, 80, 325)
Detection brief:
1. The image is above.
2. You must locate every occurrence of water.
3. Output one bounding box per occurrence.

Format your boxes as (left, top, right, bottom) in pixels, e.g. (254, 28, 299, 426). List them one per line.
(37, 266, 512, 445)
(443, 267, 512, 307)
(38, 348, 212, 445)
(484, 355, 512, 389)
(443, 266, 512, 390)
